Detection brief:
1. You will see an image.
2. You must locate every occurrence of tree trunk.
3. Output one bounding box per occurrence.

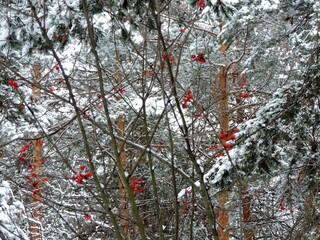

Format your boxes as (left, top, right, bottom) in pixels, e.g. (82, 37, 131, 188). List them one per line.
(30, 63, 43, 240)
(237, 80, 254, 240)
(242, 190, 254, 240)
(30, 132, 43, 240)
(32, 63, 41, 101)
(118, 115, 129, 238)
(217, 33, 230, 240)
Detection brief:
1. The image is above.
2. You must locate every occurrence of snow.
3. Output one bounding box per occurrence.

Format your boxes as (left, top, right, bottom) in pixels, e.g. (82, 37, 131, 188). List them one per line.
(0, 181, 28, 240)
(260, 0, 279, 11)
(0, 22, 9, 48)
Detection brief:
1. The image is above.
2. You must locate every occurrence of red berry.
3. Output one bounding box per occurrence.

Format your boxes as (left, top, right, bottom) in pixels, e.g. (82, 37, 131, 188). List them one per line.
(219, 133, 227, 140)
(85, 171, 93, 178)
(230, 134, 236, 141)
(239, 92, 249, 98)
(232, 127, 239, 133)
(8, 79, 18, 91)
(19, 154, 26, 161)
(223, 142, 232, 150)
(134, 186, 143, 193)
(217, 152, 225, 157)
(80, 164, 86, 171)
(77, 176, 83, 184)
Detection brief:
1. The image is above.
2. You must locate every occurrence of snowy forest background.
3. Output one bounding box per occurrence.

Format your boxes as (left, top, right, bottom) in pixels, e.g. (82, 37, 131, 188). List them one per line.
(0, 0, 319, 239)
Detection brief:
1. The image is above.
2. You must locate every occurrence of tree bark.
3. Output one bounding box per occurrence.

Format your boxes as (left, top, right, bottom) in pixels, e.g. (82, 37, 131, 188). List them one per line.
(118, 115, 129, 238)
(242, 190, 254, 240)
(30, 64, 43, 240)
(30, 132, 43, 240)
(217, 34, 230, 240)
(32, 63, 41, 101)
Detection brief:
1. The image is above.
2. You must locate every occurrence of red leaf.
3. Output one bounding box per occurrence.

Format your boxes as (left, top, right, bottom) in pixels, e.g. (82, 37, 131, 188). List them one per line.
(84, 214, 91, 220)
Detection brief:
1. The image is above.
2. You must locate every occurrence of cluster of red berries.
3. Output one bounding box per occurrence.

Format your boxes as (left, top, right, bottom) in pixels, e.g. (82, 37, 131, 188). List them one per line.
(209, 144, 226, 157)
(19, 143, 30, 161)
(209, 127, 239, 155)
(196, 0, 206, 9)
(114, 84, 125, 94)
(161, 53, 176, 69)
(182, 89, 193, 109)
(129, 177, 143, 193)
(8, 79, 18, 91)
(220, 128, 238, 150)
(142, 69, 154, 77)
(239, 92, 250, 98)
(20, 140, 48, 199)
(219, 127, 238, 142)
(191, 53, 206, 63)
(71, 164, 93, 184)
(180, 189, 193, 214)
(239, 73, 250, 98)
